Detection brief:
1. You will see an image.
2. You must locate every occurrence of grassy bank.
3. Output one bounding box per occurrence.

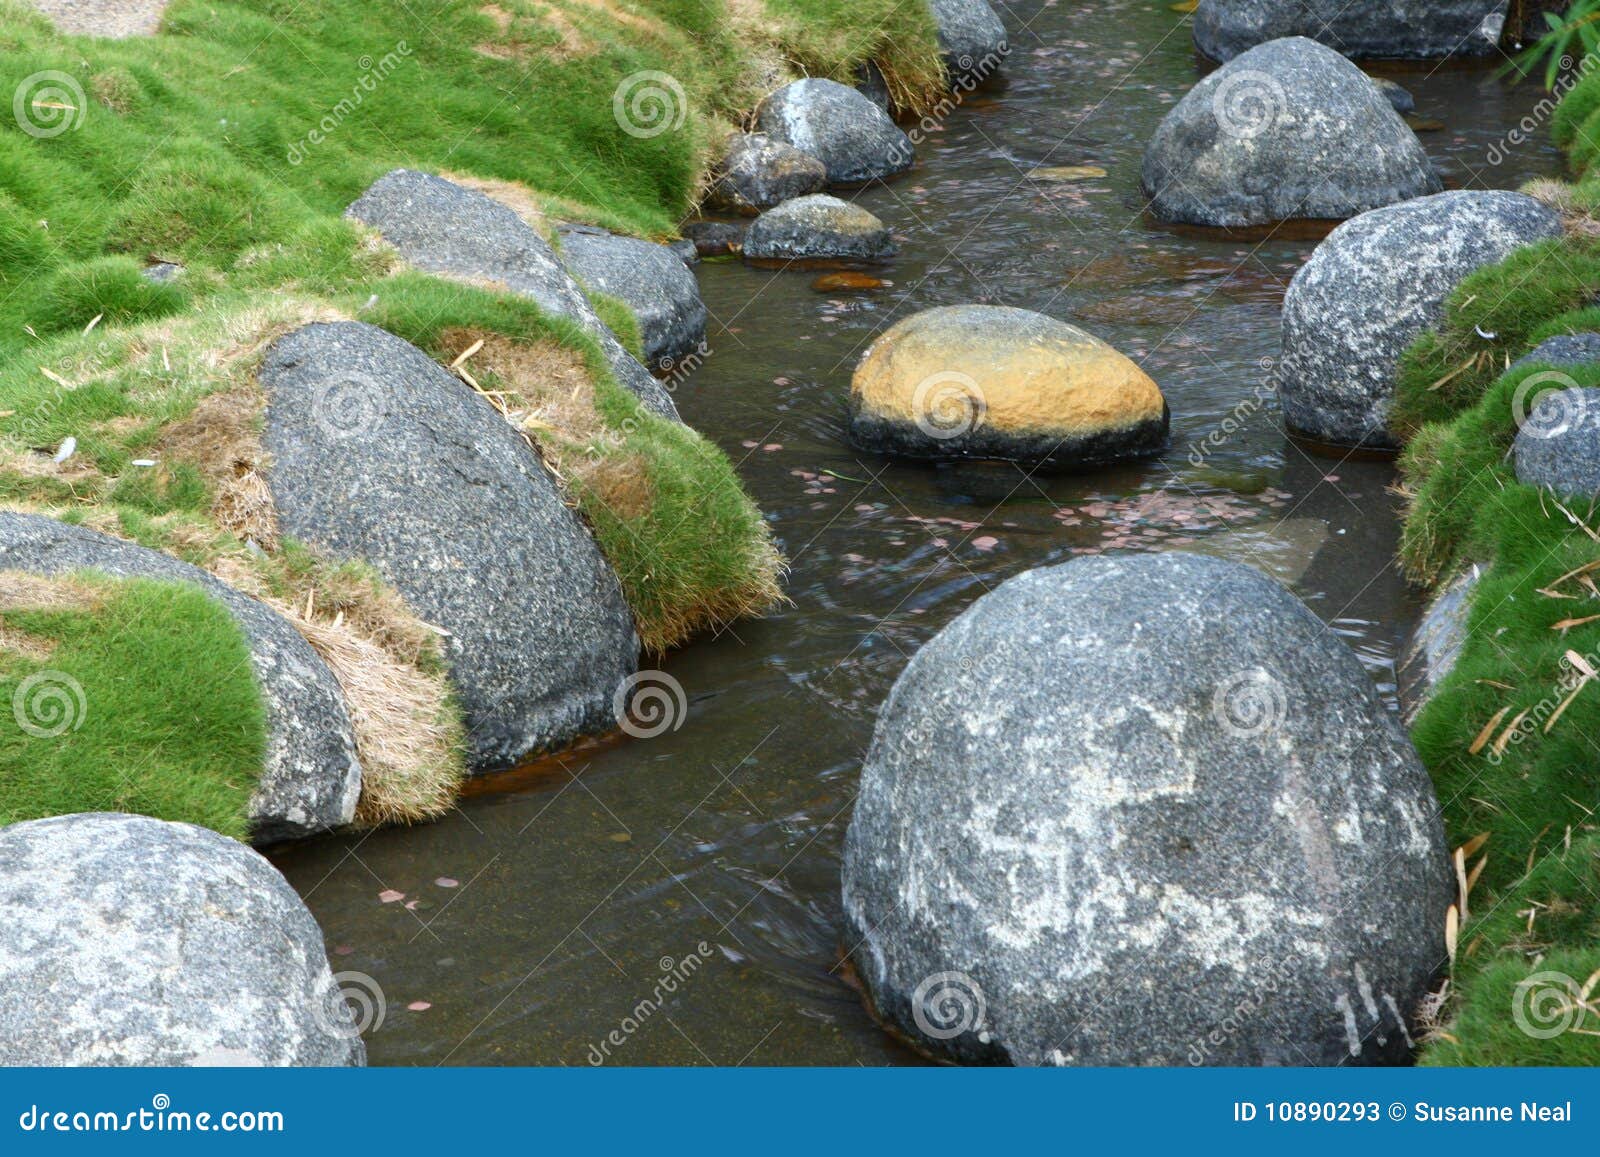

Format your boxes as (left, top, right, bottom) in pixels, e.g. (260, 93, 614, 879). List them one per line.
(1391, 80, 1600, 1061)
(0, 0, 943, 832)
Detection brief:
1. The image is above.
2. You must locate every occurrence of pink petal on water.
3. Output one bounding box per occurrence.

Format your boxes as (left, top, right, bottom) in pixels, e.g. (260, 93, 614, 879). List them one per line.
(407, 1001, 432, 1012)
(741, 440, 759, 448)
(435, 877, 459, 888)
(762, 443, 782, 452)
(378, 889, 405, 904)
(334, 945, 354, 956)
(972, 536, 999, 551)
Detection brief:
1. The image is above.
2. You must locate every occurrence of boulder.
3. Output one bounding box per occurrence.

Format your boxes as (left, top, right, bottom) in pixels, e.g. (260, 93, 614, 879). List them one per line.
(556, 223, 708, 371)
(1373, 77, 1415, 115)
(848, 305, 1167, 469)
(1398, 566, 1480, 725)
(257, 321, 638, 773)
(1513, 387, 1600, 498)
(841, 552, 1453, 1066)
(681, 219, 748, 258)
(705, 132, 827, 216)
(1141, 37, 1439, 228)
(346, 169, 677, 420)
(929, 0, 1009, 87)
(755, 78, 915, 185)
(1194, 0, 1508, 63)
(856, 60, 892, 112)
(1513, 332, 1600, 371)
(0, 812, 364, 1065)
(1279, 190, 1563, 448)
(743, 195, 897, 262)
(0, 512, 360, 843)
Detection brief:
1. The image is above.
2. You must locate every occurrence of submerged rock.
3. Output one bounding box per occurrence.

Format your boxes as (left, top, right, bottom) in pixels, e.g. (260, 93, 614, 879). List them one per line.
(756, 78, 915, 185)
(556, 223, 708, 372)
(1278, 190, 1562, 448)
(681, 219, 748, 257)
(842, 552, 1453, 1066)
(929, 0, 1009, 86)
(1372, 77, 1416, 115)
(1513, 387, 1600, 498)
(1398, 566, 1481, 725)
(258, 321, 638, 774)
(0, 512, 361, 843)
(0, 812, 365, 1065)
(346, 169, 677, 420)
(1194, 0, 1507, 63)
(705, 132, 827, 216)
(848, 305, 1168, 469)
(743, 195, 897, 262)
(1142, 37, 1439, 228)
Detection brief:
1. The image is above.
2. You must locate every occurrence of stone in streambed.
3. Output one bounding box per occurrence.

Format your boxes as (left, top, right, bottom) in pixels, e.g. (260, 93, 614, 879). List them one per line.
(1141, 37, 1439, 229)
(1512, 387, 1600, 498)
(705, 132, 827, 216)
(847, 305, 1167, 470)
(0, 812, 365, 1065)
(1278, 190, 1563, 448)
(841, 552, 1453, 1066)
(556, 223, 708, 372)
(756, 78, 914, 185)
(742, 195, 896, 262)
(928, 0, 1009, 86)
(257, 321, 638, 774)
(345, 169, 677, 420)
(0, 511, 361, 844)
(681, 219, 748, 257)
(1194, 0, 1507, 63)
(1372, 77, 1416, 116)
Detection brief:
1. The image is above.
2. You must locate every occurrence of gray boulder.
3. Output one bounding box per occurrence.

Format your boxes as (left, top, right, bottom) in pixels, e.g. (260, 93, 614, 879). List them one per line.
(1195, 0, 1508, 63)
(856, 60, 891, 112)
(842, 552, 1452, 1066)
(258, 321, 638, 774)
(556, 223, 708, 372)
(1514, 332, 1600, 371)
(930, 0, 1009, 86)
(0, 512, 360, 843)
(1141, 37, 1439, 229)
(706, 132, 827, 216)
(0, 812, 365, 1065)
(681, 219, 748, 258)
(1398, 566, 1480, 725)
(1279, 190, 1563, 448)
(1373, 77, 1415, 115)
(743, 195, 896, 262)
(346, 169, 677, 420)
(1513, 387, 1600, 498)
(756, 78, 915, 185)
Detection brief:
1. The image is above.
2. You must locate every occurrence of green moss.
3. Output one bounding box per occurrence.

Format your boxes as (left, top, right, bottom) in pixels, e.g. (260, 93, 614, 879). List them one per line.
(0, 573, 266, 838)
(40, 256, 190, 332)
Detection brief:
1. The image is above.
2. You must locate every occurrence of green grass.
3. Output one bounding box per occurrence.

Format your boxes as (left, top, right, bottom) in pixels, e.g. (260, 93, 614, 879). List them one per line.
(0, 573, 265, 838)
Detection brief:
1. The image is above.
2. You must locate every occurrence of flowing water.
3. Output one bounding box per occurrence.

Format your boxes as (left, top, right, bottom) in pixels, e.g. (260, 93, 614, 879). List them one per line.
(272, 1, 1563, 1065)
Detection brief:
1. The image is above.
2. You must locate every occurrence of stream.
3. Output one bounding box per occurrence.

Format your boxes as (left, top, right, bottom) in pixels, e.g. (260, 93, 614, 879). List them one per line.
(272, 0, 1563, 1065)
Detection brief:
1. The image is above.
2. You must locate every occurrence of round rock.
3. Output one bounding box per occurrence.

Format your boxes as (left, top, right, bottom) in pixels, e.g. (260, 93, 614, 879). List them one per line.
(841, 552, 1453, 1066)
(848, 305, 1168, 470)
(681, 219, 748, 258)
(1194, 0, 1507, 63)
(557, 223, 708, 371)
(1372, 77, 1415, 115)
(1513, 332, 1600, 371)
(929, 0, 1009, 86)
(755, 78, 915, 185)
(705, 132, 828, 216)
(742, 195, 896, 262)
(1279, 190, 1563, 448)
(1141, 36, 1440, 229)
(1398, 565, 1480, 725)
(0, 511, 361, 844)
(0, 812, 365, 1065)
(1513, 387, 1600, 498)
(346, 169, 677, 420)
(258, 321, 639, 774)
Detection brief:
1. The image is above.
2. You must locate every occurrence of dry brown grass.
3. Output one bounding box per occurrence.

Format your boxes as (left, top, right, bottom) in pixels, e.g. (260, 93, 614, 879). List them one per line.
(0, 571, 107, 661)
(440, 171, 553, 239)
(1524, 178, 1600, 241)
(159, 390, 279, 548)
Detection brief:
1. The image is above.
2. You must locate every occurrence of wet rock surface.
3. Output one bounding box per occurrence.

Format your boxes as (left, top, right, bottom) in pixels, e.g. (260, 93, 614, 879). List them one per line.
(1193, 0, 1508, 63)
(743, 195, 897, 262)
(756, 79, 915, 186)
(556, 223, 708, 371)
